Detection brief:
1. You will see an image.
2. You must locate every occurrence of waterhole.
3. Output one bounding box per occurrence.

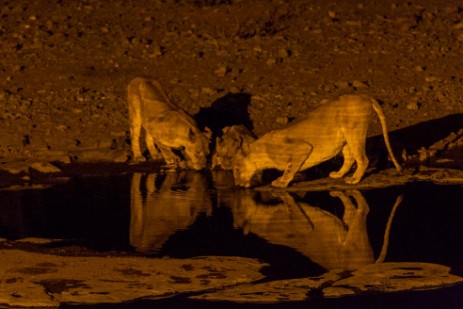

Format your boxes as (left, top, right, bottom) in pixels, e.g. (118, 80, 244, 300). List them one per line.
(1, 170, 463, 281)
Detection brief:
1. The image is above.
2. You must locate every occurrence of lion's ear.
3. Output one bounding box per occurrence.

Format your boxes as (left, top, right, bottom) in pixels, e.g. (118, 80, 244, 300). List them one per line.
(203, 126, 212, 142)
(234, 135, 244, 147)
(222, 126, 231, 134)
(188, 128, 198, 142)
(241, 141, 251, 156)
(215, 136, 223, 146)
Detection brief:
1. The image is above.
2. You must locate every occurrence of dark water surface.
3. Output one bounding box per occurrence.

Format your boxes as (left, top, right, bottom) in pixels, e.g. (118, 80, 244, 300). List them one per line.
(1, 171, 463, 306)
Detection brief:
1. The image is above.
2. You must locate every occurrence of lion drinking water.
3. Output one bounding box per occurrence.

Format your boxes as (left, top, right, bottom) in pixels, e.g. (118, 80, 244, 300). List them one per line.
(128, 77, 211, 170)
(211, 125, 256, 170)
(233, 94, 402, 188)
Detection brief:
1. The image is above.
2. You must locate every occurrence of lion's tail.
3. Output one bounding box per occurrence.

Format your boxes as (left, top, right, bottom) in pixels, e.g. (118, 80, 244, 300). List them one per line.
(376, 194, 404, 264)
(370, 99, 402, 173)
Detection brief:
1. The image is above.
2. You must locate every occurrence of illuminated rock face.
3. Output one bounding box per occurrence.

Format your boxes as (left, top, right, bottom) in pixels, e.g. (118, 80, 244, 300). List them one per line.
(1, 247, 461, 307)
(0, 249, 266, 307)
(192, 263, 463, 303)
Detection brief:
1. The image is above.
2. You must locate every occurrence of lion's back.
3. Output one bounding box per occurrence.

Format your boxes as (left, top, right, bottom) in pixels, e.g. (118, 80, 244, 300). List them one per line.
(285, 94, 373, 138)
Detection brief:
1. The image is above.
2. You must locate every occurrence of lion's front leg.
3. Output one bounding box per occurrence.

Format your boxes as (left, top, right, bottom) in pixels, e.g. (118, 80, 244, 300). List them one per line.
(156, 144, 181, 170)
(145, 133, 162, 160)
(129, 107, 145, 163)
(271, 142, 312, 188)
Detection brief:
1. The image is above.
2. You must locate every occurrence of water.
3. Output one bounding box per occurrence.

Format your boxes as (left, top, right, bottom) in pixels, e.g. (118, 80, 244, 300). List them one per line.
(1, 170, 463, 302)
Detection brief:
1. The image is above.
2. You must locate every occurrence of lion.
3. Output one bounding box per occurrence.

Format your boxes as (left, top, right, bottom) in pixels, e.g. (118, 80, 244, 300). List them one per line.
(127, 77, 212, 170)
(130, 172, 211, 253)
(211, 125, 256, 170)
(232, 189, 403, 270)
(233, 94, 402, 188)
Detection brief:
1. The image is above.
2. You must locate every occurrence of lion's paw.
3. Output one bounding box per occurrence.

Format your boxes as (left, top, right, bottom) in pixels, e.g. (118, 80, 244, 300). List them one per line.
(271, 179, 289, 188)
(329, 171, 343, 179)
(345, 177, 361, 185)
(129, 156, 146, 164)
(161, 163, 178, 172)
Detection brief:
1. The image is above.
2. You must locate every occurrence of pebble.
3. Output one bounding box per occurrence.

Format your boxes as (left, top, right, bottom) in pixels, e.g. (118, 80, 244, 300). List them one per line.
(214, 66, 228, 77)
(276, 117, 288, 125)
(149, 45, 162, 58)
(266, 58, 276, 65)
(277, 48, 290, 59)
(352, 80, 369, 89)
(335, 81, 350, 90)
(406, 98, 421, 110)
(201, 87, 215, 96)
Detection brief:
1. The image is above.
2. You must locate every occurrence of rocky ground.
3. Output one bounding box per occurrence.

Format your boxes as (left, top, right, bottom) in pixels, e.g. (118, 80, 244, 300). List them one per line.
(0, 0, 462, 169)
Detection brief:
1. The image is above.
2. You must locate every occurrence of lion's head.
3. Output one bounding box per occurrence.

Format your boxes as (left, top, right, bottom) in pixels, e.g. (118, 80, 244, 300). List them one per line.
(212, 125, 256, 170)
(233, 144, 258, 188)
(183, 126, 212, 170)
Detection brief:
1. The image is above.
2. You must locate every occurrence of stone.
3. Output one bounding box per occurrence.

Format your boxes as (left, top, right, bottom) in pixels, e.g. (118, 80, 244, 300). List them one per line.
(266, 58, 276, 65)
(192, 272, 341, 303)
(324, 262, 463, 296)
(0, 250, 265, 307)
(335, 81, 350, 90)
(29, 162, 61, 174)
(352, 80, 369, 89)
(276, 116, 288, 125)
(277, 48, 290, 59)
(214, 66, 228, 77)
(406, 98, 421, 110)
(200, 87, 215, 96)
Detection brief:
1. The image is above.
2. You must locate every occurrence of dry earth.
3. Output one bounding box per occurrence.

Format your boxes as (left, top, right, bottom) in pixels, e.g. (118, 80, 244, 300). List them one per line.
(1, 0, 462, 169)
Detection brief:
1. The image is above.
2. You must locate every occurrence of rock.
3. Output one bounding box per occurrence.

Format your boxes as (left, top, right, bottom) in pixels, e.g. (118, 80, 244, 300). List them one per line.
(193, 262, 463, 303)
(417, 147, 435, 162)
(325, 262, 463, 296)
(193, 271, 341, 303)
(214, 66, 228, 77)
(70, 149, 129, 163)
(406, 98, 421, 110)
(0, 250, 265, 307)
(35, 150, 71, 164)
(352, 80, 369, 89)
(15, 238, 62, 244)
(0, 162, 30, 175)
(277, 48, 290, 59)
(429, 132, 458, 151)
(29, 162, 61, 174)
(334, 81, 350, 90)
(0, 278, 59, 308)
(266, 58, 276, 65)
(328, 11, 337, 18)
(425, 76, 439, 82)
(200, 87, 215, 96)
(276, 116, 288, 125)
(148, 44, 162, 58)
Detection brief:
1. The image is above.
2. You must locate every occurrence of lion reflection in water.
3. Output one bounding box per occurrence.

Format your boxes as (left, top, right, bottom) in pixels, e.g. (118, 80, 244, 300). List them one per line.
(233, 190, 402, 270)
(130, 172, 211, 253)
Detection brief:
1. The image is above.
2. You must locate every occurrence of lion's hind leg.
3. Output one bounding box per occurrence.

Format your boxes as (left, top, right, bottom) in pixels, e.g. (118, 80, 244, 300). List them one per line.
(329, 144, 355, 179)
(129, 97, 145, 163)
(344, 134, 369, 184)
